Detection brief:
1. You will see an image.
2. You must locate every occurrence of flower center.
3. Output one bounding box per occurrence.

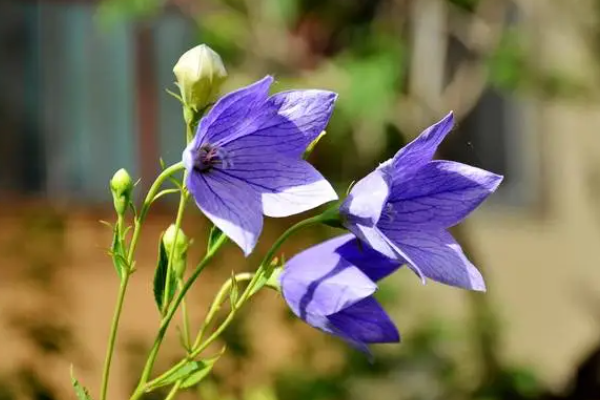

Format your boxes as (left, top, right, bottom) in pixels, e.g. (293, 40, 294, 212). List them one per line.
(193, 143, 231, 172)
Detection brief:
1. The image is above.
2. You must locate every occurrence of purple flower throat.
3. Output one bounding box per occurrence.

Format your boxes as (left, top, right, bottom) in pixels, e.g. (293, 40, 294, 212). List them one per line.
(193, 143, 231, 172)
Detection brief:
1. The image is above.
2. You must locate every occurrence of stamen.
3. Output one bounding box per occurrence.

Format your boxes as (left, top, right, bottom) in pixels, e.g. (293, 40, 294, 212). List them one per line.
(193, 143, 231, 172)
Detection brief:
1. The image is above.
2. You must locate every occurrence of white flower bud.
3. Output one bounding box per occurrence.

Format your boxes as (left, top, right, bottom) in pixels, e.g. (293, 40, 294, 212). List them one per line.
(173, 44, 227, 111)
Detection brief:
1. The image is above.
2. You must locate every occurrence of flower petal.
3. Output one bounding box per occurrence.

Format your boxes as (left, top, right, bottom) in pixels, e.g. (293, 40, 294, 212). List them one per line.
(195, 76, 273, 145)
(381, 227, 485, 291)
(186, 170, 263, 256)
(390, 112, 454, 182)
(223, 90, 337, 158)
(334, 237, 403, 282)
(280, 235, 377, 318)
(340, 168, 391, 227)
(380, 161, 503, 230)
(328, 296, 400, 344)
(216, 153, 337, 217)
(348, 223, 415, 267)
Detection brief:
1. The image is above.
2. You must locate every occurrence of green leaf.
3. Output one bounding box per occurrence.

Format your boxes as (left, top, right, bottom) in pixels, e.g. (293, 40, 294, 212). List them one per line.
(70, 366, 93, 400)
(229, 272, 239, 309)
(207, 225, 224, 253)
(303, 130, 327, 160)
(250, 258, 284, 297)
(110, 224, 127, 281)
(180, 350, 225, 389)
(151, 349, 224, 389)
(153, 233, 176, 313)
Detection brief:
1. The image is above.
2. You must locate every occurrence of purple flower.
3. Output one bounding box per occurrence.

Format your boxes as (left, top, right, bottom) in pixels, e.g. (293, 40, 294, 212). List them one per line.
(183, 76, 338, 255)
(280, 234, 400, 353)
(339, 112, 503, 290)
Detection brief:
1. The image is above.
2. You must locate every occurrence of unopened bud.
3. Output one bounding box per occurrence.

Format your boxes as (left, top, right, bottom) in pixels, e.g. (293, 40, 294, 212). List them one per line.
(173, 44, 227, 111)
(163, 224, 189, 279)
(110, 168, 133, 216)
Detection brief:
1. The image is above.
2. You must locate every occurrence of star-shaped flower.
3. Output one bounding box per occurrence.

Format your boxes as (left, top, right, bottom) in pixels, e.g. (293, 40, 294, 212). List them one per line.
(183, 76, 338, 255)
(339, 112, 503, 290)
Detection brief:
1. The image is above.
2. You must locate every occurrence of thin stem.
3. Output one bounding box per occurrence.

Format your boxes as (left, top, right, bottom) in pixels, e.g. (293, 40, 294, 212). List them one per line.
(180, 280, 192, 351)
(192, 273, 254, 350)
(190, 215, 322, 359)
(162, 185, 188, 314)
(100, 273, 130, 400)
(164, 381, 183, 400)
(143, 215, 323, 393)
(99, 162, 184, 400)
(131, 234, 229, 399)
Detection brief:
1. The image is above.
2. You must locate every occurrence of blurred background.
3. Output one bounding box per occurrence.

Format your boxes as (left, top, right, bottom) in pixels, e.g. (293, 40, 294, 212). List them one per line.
(1, 0, 600, 399)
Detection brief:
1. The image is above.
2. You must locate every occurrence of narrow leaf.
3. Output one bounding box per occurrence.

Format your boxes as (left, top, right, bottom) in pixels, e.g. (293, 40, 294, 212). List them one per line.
(110, 224, 127, 281)
(151, 361, 200, 388)
(250, 257, 284, 297)
(180, 349, 225, 389)
(303, 130, 327, 160)
(229, 272, 239, 309)
(153, 234, 177, 313)
(207, 225, 224, 253)
(70, 366, 93, 400)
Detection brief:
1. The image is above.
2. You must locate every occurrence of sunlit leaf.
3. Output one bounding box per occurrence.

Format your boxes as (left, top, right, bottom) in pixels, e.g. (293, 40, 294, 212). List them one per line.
(153, 233, 176, 313)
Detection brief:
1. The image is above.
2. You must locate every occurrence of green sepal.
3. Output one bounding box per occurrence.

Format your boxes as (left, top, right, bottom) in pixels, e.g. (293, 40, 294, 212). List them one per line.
(70, 366, 93, 400)
(153, 233, 177, 313)
(110, 224, 128, 281)
(207, 225, 225, 253)
(303, 130, 327, 160)
(250, 257, 284, 297)
(150, 348, 225, 390)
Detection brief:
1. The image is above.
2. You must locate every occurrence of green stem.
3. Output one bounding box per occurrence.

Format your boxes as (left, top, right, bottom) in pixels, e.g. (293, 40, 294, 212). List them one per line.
(190, 215, 322, 359)
(131, 234, 229, 399)
(100, 264, 130, 400)
(100, 214, 126, 400)
(164, 381, 183, 400)
(143, 215, 324, 393)
(162, 184, 188, 314)
(99, 163, 184, 400)
(192, 273, 254, 350)
(180, 280, 192, 351)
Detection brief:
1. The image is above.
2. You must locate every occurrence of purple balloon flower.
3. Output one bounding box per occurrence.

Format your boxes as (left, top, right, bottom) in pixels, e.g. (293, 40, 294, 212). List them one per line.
(280, 234, 401, 353)
(183, 76, 338, 255)
(339, 112, 503, 290)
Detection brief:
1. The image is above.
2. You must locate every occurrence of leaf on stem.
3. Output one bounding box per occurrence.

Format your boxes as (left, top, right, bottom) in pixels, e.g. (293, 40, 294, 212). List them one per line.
(153, 233, 177, 313)
(207, 225, 225, 253)
(70, 366, 93, 400)
(229, 271, 239, 309)
(151, 348, 226, 390)
(303, 130, 327, 160)
(110, 224, 128, 281)
(250, 257, 284, 297)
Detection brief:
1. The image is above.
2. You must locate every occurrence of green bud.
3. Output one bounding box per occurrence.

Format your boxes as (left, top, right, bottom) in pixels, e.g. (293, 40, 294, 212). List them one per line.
(162, 224, 189, 279)
(110, 168, 133, 216)
(173, 44, 227, 112)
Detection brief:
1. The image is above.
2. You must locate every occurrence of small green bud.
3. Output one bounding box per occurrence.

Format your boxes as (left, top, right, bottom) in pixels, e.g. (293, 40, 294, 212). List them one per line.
(110, 168, 133, 216)
(162, 224, 189, 279)
(173, 44, 227, 112)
